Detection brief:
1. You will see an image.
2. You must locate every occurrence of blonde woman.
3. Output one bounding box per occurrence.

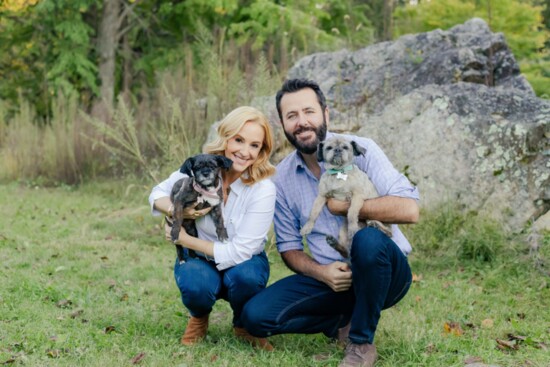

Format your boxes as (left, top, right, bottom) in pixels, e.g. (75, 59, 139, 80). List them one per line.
(149, 106, 276, 350)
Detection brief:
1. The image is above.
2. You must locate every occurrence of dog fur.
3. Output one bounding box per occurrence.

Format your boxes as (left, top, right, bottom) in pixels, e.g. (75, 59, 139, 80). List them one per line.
(300, 136, 392, 259)
(170, 153, 232, 263)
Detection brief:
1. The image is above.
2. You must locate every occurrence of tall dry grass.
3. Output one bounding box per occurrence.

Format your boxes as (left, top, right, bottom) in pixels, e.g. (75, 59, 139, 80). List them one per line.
(0, 46, 281, 185)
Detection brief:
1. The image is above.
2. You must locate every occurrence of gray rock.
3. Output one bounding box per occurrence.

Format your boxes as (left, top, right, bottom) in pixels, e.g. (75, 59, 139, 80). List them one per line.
(281, 18, 549, 231)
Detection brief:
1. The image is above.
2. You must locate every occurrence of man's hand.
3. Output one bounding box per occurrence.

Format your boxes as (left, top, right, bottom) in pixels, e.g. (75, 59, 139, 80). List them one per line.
(319, 261, 352, 292)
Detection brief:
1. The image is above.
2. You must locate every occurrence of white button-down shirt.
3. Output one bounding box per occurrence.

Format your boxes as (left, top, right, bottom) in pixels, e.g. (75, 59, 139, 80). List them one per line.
(149, 170, 276, 270)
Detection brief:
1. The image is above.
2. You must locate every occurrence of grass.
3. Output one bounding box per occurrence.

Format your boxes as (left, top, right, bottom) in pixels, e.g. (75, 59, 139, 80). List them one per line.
(0, 180, 549, 367)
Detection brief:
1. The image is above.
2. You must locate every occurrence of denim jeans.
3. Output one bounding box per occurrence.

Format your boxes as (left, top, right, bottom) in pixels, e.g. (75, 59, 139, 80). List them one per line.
(242, 227, 412, 344)
(174, 250, 269, 328)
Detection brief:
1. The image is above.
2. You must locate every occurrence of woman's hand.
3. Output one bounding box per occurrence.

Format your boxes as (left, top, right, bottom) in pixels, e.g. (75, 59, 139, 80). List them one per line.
(165, 222, 188, 245)
(181, 202, 212, 220)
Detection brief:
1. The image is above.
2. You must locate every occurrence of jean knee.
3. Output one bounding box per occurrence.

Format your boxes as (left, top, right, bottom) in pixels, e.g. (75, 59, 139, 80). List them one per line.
(351, 227, 388, 263)
(241, 298, 266, 336)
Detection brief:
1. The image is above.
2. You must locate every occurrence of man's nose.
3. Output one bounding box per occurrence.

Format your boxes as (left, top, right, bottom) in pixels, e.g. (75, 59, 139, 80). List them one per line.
(296, 112, 308, 127)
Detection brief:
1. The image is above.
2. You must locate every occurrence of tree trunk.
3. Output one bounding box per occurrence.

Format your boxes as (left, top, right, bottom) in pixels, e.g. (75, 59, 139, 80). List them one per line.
(383, 0, 394, 41)
(91, 0, 121, 122)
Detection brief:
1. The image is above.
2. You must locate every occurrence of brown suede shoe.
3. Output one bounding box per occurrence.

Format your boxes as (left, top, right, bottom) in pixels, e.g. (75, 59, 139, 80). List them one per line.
(339, 342, 377, 367)
(233, 327, 274, 351)
(181, 315, 209, 346)
(337, 322, 351, 347)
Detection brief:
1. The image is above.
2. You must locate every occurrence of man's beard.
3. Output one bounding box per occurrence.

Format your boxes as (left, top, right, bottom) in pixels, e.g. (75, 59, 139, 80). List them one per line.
(284, 119, 327, 155)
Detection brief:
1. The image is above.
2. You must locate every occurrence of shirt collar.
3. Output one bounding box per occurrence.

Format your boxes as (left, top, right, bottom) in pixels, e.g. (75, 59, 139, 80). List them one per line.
(227, 177, 246, 196)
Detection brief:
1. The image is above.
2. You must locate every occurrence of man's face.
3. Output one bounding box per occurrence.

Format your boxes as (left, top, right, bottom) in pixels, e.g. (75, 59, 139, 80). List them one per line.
(279, 88, 328, 155)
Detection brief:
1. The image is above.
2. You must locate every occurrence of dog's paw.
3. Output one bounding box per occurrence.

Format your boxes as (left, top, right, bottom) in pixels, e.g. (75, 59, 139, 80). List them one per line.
(366, 220, 393, 237)
(217, 228, 229, 242)
(300, 222, 314, 236)
(326, 235, 349, 259)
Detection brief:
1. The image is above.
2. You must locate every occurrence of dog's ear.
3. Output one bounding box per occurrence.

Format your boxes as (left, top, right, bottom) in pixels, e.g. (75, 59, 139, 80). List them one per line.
(316, 142, 325, 162)
(179, 156, 195, 176)
(351, 141, 366, 157)
(216, 155, 233, 170)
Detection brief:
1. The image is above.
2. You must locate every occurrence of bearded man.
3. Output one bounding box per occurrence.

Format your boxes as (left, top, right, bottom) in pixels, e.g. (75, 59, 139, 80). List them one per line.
(242, 79, 420, 367)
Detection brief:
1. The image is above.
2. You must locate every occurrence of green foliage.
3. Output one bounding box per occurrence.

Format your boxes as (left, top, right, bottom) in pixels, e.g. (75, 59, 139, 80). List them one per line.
(0, 0, 100, 117)
(406, 203, 509, 264)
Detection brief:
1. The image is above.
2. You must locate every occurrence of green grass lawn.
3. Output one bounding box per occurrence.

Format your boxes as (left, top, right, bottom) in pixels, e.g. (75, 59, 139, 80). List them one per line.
(1, 180, 548, 367)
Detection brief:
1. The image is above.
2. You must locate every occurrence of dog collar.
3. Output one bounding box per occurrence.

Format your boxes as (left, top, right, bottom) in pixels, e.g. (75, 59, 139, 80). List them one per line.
(193, 180, 221, 199)
(326, 165, 353, 181)
(326, 165, 353, 175)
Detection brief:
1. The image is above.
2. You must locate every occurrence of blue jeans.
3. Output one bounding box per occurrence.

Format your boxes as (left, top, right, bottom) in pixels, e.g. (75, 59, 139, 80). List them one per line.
(242, 227, 412, 344)
(174, 250, 269, 328)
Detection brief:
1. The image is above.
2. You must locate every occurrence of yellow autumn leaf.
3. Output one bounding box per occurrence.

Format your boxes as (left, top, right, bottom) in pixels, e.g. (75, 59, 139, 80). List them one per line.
(443, 321, 463, 336)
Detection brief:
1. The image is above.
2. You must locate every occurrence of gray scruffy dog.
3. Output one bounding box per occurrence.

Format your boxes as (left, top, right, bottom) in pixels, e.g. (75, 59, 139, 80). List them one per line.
(170, 154, 232, 263)
(300, 136, 392, 260)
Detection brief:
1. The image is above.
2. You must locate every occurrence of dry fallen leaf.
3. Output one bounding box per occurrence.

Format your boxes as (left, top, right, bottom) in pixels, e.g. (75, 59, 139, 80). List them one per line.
(55, 299, 72, 308)
(46, 349, 61, 358)
(481, 319, 494, 329)
(104, 325, 116, 334)
(131, 352, 146, 365)
(496, 338, 518, 351)
(70, 309, 83, 319)
(464, 355, 483, 364)
(444, 321, 463, 336)
(412, 273, 423, 282)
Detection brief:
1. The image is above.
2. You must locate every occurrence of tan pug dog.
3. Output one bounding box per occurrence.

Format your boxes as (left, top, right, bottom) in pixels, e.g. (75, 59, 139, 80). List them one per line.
(300, 136, 392, 260)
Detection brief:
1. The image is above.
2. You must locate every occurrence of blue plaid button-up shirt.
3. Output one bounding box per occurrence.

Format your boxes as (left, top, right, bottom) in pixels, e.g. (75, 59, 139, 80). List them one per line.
(274, 132, 420, 264)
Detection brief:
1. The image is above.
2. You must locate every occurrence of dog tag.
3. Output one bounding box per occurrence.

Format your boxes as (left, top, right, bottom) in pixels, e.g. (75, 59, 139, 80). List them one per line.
(336, 172, 348, 181)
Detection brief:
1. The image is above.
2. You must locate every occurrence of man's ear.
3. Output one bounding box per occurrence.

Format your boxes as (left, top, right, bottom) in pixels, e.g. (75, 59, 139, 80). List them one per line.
(216, 155, 233, 170)
(179, 156, 195, 176)
(351, 141, 366, 156)
(316, 142, 325, 162)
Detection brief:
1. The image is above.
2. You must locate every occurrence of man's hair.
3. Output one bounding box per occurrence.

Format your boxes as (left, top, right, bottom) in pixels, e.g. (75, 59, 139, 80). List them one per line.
(275, 78, 327, 122)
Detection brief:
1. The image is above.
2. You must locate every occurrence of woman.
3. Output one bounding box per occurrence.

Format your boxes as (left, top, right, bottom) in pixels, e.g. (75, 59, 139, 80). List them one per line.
(148, 106, 276, 350)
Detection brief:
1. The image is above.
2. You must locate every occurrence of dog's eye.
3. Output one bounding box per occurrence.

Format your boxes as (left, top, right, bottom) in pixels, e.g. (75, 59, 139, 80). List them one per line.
(326, 147, 332, 151)
(343, 146, 349, 150)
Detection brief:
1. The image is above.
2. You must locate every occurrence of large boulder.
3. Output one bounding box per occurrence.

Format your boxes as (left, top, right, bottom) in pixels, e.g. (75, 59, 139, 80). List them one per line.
(281, 18, 549, 231)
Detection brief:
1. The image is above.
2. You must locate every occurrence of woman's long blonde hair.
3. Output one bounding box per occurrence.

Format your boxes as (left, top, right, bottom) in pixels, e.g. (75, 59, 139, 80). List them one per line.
(203, 106, 275, 185)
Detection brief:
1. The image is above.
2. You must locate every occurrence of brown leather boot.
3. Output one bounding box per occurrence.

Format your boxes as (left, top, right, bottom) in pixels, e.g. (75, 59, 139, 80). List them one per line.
(233, 327, 274, 351)
(181, 315, 209, 346)
(339, 342, 377, 367)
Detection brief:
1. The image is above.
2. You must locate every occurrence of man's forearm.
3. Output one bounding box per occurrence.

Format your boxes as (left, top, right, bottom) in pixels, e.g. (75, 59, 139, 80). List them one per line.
(281, 250, 325, 282)
(360, 196, 419, 223)
(327, 196, 419, 224)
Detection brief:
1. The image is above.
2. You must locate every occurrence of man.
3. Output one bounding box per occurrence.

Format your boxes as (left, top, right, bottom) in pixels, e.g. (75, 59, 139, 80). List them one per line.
(242, 79, 419, 367)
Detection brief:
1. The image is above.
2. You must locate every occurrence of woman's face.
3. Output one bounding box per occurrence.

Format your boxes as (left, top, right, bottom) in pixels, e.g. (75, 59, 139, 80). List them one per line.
(224, 121, 265, 174)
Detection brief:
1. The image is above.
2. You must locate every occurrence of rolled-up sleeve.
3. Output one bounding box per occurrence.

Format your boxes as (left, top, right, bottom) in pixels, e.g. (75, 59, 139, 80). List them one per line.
(213, 180, 276, 270)
(273, 182, 304, 254)
(148, 170, 186, 216)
